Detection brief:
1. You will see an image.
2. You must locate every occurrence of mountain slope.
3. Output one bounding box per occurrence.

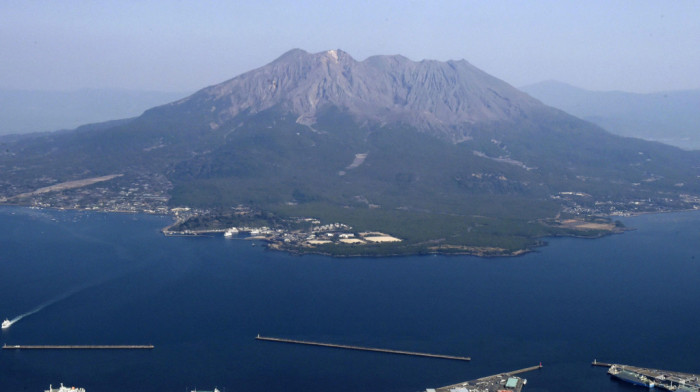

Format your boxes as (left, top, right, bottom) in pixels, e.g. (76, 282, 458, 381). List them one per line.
(521, 80, 700, 150)
(2, 50, 700, 256)
(149, 49, 541, 142)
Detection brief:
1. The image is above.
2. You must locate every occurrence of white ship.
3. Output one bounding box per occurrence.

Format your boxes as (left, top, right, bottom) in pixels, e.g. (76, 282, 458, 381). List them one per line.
(2, 319, 11, 329)
(45, 383, 86, 392)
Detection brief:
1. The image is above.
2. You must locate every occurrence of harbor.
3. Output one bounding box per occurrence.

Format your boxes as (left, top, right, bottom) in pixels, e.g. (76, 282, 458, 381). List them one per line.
(427, 363, 543, 392)
(3, 344, 154, 350)
(593, 360, 700, 391)
(2, 207, 700, 391)
(255, 335, 471, 361)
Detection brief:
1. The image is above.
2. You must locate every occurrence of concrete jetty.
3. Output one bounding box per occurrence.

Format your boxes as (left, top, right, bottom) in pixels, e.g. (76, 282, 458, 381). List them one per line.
(593, 360, 700, 391)
(506, 363, 545, 376)
(3, 344, 154, 350)
(430, 363, 543, 392)
(255, 335, 470, 361)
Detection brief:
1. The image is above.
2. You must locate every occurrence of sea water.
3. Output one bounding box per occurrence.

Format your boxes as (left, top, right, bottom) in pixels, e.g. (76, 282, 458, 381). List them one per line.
(1, 206, 699, 392)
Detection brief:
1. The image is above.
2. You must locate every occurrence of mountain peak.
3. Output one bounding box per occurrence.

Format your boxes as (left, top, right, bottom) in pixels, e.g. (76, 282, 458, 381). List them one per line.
(272, 48, 352, 65)
(274, 48, 310, 61)
(165, 49, 544, 141)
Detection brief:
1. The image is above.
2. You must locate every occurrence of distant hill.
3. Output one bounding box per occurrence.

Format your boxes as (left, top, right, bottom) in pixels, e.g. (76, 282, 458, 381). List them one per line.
(521, 80, 700, 150)
(2, 49, 700, 256)
(0, 89, 188, 135)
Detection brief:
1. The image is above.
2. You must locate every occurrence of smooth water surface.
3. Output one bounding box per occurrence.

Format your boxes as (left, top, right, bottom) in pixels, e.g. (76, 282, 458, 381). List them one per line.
(1, 206, 699, 391)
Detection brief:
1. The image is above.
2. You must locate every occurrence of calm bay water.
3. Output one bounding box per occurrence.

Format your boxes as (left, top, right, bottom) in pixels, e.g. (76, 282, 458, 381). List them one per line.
(1, 206, 699, 392)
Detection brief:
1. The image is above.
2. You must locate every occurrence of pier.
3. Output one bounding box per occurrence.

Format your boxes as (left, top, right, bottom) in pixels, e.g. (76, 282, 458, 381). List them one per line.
(3, 344, 154, 350)
(255, 335, 470, 361)
(592, 361, 700, 391)
(432, 363, 543, 392)
(505, 363, 545, 376)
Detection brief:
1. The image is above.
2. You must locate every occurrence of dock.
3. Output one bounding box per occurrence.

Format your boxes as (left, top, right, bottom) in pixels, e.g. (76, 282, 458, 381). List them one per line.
(3, 344, 154, 350)
(431, 363, 543, 392)
(592, 360, 700, 391)
(505, 363, 545, 376)
(255, 335, 470, 361)
(591, 359, 612, 367)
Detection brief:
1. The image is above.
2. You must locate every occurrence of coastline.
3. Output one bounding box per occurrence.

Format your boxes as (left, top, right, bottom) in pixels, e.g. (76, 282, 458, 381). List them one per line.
(160, 210, 634, 258)
(3, 203, 696, 259)
(160, 221, 624, 259)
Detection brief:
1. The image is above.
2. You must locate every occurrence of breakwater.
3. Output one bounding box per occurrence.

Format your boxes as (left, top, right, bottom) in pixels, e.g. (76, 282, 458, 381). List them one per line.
(255, 335, 470, 361)
(3, 344, 154, 350)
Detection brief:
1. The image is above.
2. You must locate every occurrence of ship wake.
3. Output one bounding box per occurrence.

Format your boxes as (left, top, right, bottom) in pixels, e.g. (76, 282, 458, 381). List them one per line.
(5, 287, 85, 328)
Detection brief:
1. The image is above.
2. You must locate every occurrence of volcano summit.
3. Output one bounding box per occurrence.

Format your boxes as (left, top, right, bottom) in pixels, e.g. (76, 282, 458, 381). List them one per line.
(154, 48, 541, 142)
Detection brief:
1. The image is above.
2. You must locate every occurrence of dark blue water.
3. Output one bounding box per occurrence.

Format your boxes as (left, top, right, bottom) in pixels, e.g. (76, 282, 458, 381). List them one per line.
(1, 206, 699, 392)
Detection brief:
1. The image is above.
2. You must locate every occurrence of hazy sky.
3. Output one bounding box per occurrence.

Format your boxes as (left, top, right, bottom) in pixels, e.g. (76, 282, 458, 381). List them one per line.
(2, 0, 699, 94)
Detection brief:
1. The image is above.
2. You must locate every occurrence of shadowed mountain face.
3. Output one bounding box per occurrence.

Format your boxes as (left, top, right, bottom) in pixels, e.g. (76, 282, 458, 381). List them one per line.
(2, 50, 700, 254)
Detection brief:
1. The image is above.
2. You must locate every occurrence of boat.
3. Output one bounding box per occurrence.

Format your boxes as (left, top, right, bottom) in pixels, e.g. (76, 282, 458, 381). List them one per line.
(609, 367, 655, 388)
(45, 383, 86, 392)
(2, 319, 11, 329)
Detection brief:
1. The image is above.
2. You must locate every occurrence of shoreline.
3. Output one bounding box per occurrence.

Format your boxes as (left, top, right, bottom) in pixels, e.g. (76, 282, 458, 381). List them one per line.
(3, 203, 698, 259)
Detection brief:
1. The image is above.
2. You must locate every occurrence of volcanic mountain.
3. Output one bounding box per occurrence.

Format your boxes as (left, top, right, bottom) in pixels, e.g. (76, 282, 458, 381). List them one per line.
(153, 48, 541, 142)
(1, 49, 699, 255)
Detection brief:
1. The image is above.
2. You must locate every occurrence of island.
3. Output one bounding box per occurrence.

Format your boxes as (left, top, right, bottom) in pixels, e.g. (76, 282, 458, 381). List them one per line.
(2, 50, 700, 257)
